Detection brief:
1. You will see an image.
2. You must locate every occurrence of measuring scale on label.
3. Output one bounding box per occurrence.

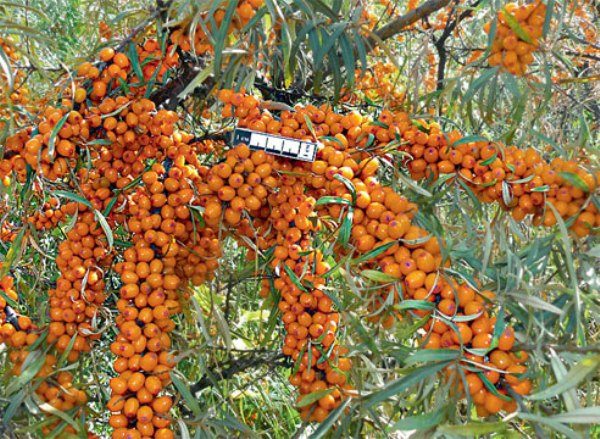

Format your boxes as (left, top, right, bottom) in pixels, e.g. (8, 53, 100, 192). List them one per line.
(232, 128, 319, 162)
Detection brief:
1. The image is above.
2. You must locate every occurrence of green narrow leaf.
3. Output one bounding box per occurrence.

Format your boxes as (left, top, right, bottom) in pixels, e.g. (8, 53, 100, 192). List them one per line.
(338, 209, 352, 247)
(303, 113, 317, 139)
(103, 196, 118, 217)
(502, 8, 533, 43)
(315, 196, 352, 207)
(283, 264, 308, 292)
(289, 20, 323, 73)
(47, 113, 69, 159)
(353, 29, 367, 73)
(2, 390, 25, 424)
(38, 402, 82, 433)
(405, 349, 459, 366)
(438, 421, 507, 436)
(528, 354, 600, 400)
(463, 68, 498, 103)
(549, 350, 579, 412)
(171, 373, 202, 417)
(0, 42, 14, 91)
(480, 153, 497, 167)
(212, 0, 239, 76)
(391, 406, 447, 431)
(313, 22, 347, 67)
(450, 135, 488, 147)
(85, 139, 112, 146)
(0, 227, 25, 277)
(558, 172, 590, 192)
(361, 270, 397, 283)
(128, 42, 144, 83)
(6, 350, 46, 394)
(297, 388, 333, 408)
(56, 333, 78, 368)
(339, 33, 355, 91)
(352, 241, 396, 264)
(177, 61, 214, 101)
(516, 413, 581, 439)
(309, 398, 352, 439)
(549, 407, 600, 424)
(333, 173, 356, 204)
(477, 371, 511, 401)
(54, 190, 92, 209)
(394, 300, 435, 311)
(362, 361, 450, 409)
(94, 209, 113, 251)
(543, 0, 555, 37)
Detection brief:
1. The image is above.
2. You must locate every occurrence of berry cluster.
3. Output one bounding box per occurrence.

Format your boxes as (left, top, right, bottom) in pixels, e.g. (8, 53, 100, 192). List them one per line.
(395, 119, 598, 237)
(214, 90, 537, 421)
(419, 280, 531, 416)
(486, 2, 547, 75)
(169, 0, 264, 55)
(0, 271, 91, 437)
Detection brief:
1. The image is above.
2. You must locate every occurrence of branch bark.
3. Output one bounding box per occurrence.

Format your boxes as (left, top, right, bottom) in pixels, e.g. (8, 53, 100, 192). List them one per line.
(365, 0, 452, 50)
(434, 0, 482, 90)
(149, 57, 214, 109)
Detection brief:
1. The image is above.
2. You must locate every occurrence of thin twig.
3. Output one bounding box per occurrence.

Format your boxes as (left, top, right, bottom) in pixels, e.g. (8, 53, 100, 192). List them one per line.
(190, 350, 286, 394)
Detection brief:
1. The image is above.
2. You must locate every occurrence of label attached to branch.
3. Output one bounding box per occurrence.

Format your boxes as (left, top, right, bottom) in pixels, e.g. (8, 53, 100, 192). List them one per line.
(232, 128, 319, 162)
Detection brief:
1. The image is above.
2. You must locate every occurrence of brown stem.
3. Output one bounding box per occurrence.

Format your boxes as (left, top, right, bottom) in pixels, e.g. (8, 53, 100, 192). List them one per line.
(365, 0, 452, 50)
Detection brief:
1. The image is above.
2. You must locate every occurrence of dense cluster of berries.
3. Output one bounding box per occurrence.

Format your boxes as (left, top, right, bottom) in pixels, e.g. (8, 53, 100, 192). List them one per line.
(0, 271, 91, 437)
(0, 34, 202, 436)
(215, 90, 537, 419)
(28, 199, 78, 230)
(342, 63, 405, 108)
(169, 0, 264, 54)
(391, 119, 598, 237)
(485, 2, 547, 75)
(48, 209, 111, 361)
(209, 92, 355, 420)
(419, 280, 531, 416)
(0, 37, 30, 108)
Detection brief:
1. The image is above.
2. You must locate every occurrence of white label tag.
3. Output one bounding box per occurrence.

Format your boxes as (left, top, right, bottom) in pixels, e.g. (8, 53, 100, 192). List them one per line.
(232, 128, 318, 162)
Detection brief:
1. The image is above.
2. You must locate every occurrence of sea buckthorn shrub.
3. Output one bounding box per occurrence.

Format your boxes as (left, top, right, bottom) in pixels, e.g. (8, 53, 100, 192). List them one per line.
(0, 1, 598, 438)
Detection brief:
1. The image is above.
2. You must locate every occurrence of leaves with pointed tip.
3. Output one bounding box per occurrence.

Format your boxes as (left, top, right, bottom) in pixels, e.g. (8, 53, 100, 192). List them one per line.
(528, 354, 600, 400)
(352, 241, 396, 265)
(94, 209, 113, 251)
(171, 373, 202, 417)
(405, 348, 459, 366)
(438, 421, 507, 436)
(362, 361, 450, 409)
(391, 406, 447, 431)
(558, 172, 590, 192)
(315, 196, 352, 206)
(309, 398, 352, 439)
(297, 388, 333, 408)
